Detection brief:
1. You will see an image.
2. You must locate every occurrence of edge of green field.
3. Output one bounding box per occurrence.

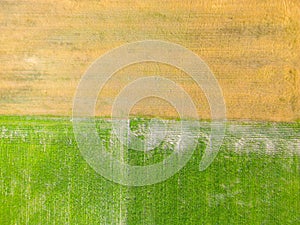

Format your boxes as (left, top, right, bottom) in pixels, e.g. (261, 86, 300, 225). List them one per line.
(0, 116, 299, 224)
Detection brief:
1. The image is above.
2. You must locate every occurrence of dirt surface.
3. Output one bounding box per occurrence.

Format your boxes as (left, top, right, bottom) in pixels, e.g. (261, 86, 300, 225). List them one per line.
(0, 0, 299, 121)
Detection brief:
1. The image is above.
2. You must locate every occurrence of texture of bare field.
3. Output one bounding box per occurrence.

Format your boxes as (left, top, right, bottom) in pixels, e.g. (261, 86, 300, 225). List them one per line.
(0, 0, 299, 121)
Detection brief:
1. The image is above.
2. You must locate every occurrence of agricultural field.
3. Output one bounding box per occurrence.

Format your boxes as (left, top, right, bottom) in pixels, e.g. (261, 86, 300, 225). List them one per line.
(0, 116, 299, 224)
(1, 0, 300, 224)
(0, 0, 299, 121)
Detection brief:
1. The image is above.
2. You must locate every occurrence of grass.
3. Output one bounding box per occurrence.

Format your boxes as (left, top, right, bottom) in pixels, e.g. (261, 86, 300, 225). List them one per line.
(0, 116, 299, 224)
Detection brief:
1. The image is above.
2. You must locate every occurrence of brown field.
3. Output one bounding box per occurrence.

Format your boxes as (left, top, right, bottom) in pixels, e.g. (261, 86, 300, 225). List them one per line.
(0, 0, 299, 121)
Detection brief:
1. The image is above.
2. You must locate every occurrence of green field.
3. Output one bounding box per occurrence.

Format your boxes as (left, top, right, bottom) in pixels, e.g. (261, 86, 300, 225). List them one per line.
(0, 116, 299, 224)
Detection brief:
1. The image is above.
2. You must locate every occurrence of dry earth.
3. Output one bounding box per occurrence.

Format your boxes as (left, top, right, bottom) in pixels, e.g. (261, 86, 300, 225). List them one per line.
(0, 0, 300, 121)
